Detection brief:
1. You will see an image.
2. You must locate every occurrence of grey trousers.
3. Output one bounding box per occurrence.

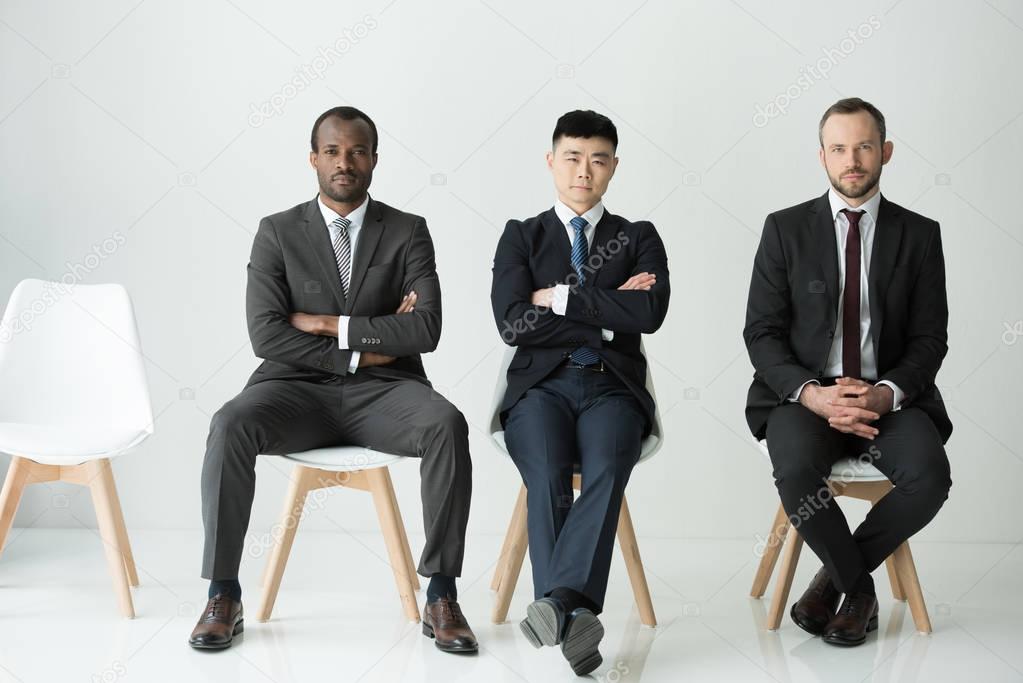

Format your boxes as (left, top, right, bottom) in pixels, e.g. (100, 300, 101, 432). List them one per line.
(200, 372, 472, 581)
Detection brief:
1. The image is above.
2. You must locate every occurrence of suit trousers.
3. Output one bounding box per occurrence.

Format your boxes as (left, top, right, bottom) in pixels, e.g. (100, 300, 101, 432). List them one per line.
(200, 371, 472, 581)
(504, 366, 645, 613)
(765, 401, 951, 593)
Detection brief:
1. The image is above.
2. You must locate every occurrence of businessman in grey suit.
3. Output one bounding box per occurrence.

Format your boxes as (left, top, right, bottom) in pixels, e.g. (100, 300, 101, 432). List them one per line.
(189, 107, 477, 653)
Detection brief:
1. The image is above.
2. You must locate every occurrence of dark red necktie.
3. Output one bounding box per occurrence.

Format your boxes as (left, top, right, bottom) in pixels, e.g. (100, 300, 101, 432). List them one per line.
(841, 209, 863, 379)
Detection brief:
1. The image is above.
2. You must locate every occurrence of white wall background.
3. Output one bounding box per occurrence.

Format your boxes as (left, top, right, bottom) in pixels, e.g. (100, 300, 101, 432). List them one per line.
(2, 0, 1021, 564)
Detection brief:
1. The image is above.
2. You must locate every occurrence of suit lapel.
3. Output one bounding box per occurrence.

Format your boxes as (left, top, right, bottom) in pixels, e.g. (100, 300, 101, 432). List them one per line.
(302, 197, 347, 310)
(587, 212, 619, 287)
(868, 195, 903, 351)
(541, 209, 573, 279)
(345, 197, 384, 310)
(810, 192, 840, 325)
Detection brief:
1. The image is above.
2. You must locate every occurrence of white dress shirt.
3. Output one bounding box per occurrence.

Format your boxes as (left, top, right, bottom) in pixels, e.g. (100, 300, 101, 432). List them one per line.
(791, 187, 903, 409)
(317, 194, 369, 374)
(549, 198, 613, 342)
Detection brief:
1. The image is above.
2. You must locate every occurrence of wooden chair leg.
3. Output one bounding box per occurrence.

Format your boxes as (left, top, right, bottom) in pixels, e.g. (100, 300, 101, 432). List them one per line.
(257, 466, 314, 622)
(366, 467, 420, 623)
(885, 555, 905, 601)
(767, 527, 803, 630)
(891, 542, 931, 633)
(492, 484, 529, 624)
(491, 484, 527, 592)
(751, 503, 790, 598)
(385, 475, 420, 591)
(87, 459, 135, 618)
(616, 495, 656, 627)
(101, 465, 139, 588)
(0, 457, 32, 558)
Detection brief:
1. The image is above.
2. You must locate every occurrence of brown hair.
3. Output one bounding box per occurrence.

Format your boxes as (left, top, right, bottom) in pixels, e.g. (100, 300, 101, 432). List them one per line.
(818, 97, 886, 147)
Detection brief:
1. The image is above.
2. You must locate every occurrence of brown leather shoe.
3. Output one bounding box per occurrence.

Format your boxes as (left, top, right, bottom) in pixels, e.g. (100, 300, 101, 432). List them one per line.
(422, 597, 478, 653)
(790, 567, 841, 636)
(188, 594, 244, 650)
(823, 591, 879, 646)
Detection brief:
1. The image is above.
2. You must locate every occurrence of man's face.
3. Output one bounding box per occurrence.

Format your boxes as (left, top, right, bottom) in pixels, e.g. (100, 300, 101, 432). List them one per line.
(546, 136, 618, 212)
(819, 111, 893, 203)
(309, 116, 377, 205)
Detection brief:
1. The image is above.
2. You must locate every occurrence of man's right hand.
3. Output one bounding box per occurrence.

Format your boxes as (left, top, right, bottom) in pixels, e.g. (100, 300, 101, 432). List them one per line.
(799, 383, 880, 439)
(355, 291, 418, 368)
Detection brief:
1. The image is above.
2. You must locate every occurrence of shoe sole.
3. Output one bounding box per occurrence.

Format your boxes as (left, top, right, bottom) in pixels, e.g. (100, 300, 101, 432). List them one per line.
(561, 611, 604, 676)
(789, 603, 829, 637)
(421, 622, 479, 653)
(520, 601, 562, 648)
(822, 614, 879, 647)
(188, 619, 244, 650)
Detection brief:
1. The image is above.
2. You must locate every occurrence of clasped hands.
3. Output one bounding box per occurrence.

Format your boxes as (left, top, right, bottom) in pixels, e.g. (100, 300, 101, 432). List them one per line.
(530, 272, 657, 307)
(799, 377, 894, 440)
(288, 291, 417, 368)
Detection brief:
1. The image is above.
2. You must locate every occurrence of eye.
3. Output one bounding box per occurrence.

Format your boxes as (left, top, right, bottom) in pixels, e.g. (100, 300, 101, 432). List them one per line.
(593, 160, 604, 166)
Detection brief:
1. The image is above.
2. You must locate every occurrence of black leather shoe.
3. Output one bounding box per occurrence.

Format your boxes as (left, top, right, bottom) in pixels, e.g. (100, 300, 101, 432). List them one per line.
(823, 591, 879, 646)
(560, 608, 604, 676)
(188, 594, 243, 650)
(519, 597, 567, 648)
(790, 567, 841, 636)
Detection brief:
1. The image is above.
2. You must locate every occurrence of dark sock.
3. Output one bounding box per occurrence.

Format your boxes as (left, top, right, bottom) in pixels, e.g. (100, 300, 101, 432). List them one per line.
(209, 578, 242, 602)
(851, 572, 875, 596)
(548, 587, 599, 615)
(427, 574, 457, 603)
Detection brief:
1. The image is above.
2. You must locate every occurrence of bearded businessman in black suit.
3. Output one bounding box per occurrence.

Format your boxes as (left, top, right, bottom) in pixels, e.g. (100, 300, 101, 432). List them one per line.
(189, 107, 476, 653)
(491, 110, 669, 675)
(744, 97, 952, 647)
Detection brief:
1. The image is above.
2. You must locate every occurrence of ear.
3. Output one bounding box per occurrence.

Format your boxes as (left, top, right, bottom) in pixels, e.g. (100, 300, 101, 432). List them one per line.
(818, 146, 826, 169)
(371, 153, 379, 170)
(881, 140, 894, 165)
(545, 150, 554, 170)
(309, 150, 317, 169)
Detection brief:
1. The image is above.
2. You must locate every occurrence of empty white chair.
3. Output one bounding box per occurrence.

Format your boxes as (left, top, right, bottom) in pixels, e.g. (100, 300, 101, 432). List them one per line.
(257, 446, 421, 623)
(750, 439, 931, 633)
(488, 343, 662, 626)
(0, 278, 153, 618)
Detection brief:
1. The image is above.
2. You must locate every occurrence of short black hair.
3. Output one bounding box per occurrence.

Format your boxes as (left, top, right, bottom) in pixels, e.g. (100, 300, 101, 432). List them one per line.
(552, 110, 618, 151)
(311, 106, 379, 153)
(819, 97, 886, 147)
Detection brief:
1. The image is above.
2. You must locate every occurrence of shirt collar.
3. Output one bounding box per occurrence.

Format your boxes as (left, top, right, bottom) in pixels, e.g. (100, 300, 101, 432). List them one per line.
(318, 194, 369, 232)
(553, 197, 605, 230)
(828, 186, 881, 225)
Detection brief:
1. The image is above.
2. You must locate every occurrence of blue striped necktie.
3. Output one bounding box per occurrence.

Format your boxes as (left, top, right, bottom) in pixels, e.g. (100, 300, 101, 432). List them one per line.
(569, 216, 600, 365)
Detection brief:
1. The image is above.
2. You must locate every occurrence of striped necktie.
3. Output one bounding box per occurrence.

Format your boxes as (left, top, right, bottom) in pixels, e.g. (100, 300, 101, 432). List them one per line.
(331, 216, 352, 297)
(569, 216, 600, 365)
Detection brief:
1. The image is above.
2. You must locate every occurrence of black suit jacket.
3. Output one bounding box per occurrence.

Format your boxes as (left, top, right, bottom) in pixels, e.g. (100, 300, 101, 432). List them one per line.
(491, 208, 670, 435)
(743, 192, 952, 443)
(244, 195, 441, 386)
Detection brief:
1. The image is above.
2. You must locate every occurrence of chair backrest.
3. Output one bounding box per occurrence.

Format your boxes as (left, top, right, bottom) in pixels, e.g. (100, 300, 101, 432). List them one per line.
(489, 342, 663, 462)
(0, 279, 154, 435)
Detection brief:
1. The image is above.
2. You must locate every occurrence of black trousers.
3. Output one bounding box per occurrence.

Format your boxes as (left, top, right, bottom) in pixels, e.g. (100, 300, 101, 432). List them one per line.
(200, 372, 472, 581)
(765, 401, 951, 593)
(504, 366, 646, 613)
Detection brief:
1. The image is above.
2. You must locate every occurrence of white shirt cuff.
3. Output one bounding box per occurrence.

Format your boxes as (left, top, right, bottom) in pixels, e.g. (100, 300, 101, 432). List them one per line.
(337, 315, 350, 350)
(551, 284, 569, 315)
(348, 351, 360, 374)
(790, 380, 820, 402)
(601, 328, 613, 341)
(875, 380, 904, 411)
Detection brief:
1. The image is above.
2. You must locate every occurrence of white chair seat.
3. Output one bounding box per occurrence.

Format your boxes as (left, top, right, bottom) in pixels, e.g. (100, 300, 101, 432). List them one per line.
(491, 430, 660, 465)
(0, 421, 151, 464)
(757, 440, 888, 482)
(279, 445, 406, 472)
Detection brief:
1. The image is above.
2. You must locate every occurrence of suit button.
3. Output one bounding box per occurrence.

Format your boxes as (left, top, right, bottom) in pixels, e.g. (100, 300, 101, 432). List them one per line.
(827, 330, 834, 339)
(818, 370, 824, 377)
(361, 337, 368, 344)
(325, 362, 334, 370)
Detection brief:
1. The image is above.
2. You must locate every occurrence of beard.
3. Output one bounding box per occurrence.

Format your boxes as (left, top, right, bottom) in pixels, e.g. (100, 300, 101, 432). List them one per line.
(318, 169, 370, 204)
(828, 165, 881, 200)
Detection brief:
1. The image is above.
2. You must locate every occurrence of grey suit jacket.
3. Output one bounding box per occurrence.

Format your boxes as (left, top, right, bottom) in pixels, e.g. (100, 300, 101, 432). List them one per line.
(244, 195, 441, 386)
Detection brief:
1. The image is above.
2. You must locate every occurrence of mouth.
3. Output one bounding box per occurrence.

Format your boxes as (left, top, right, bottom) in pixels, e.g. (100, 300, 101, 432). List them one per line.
(842, 173, 865, 182)
(332, 175, 356, 185)
(570, 185, 592, 191)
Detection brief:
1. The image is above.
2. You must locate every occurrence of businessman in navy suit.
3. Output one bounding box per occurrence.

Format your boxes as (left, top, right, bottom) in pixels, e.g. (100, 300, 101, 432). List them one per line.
(491, 110, 669, 675)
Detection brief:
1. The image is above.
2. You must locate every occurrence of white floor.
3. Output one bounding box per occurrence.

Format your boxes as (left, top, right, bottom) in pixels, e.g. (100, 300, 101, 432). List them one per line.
(0, 529, 1020, 683)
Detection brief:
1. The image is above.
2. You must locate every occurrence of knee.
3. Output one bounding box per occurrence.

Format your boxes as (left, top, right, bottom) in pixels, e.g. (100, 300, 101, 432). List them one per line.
(208, 403, 260, 451)
(899, 462, 952, 509)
